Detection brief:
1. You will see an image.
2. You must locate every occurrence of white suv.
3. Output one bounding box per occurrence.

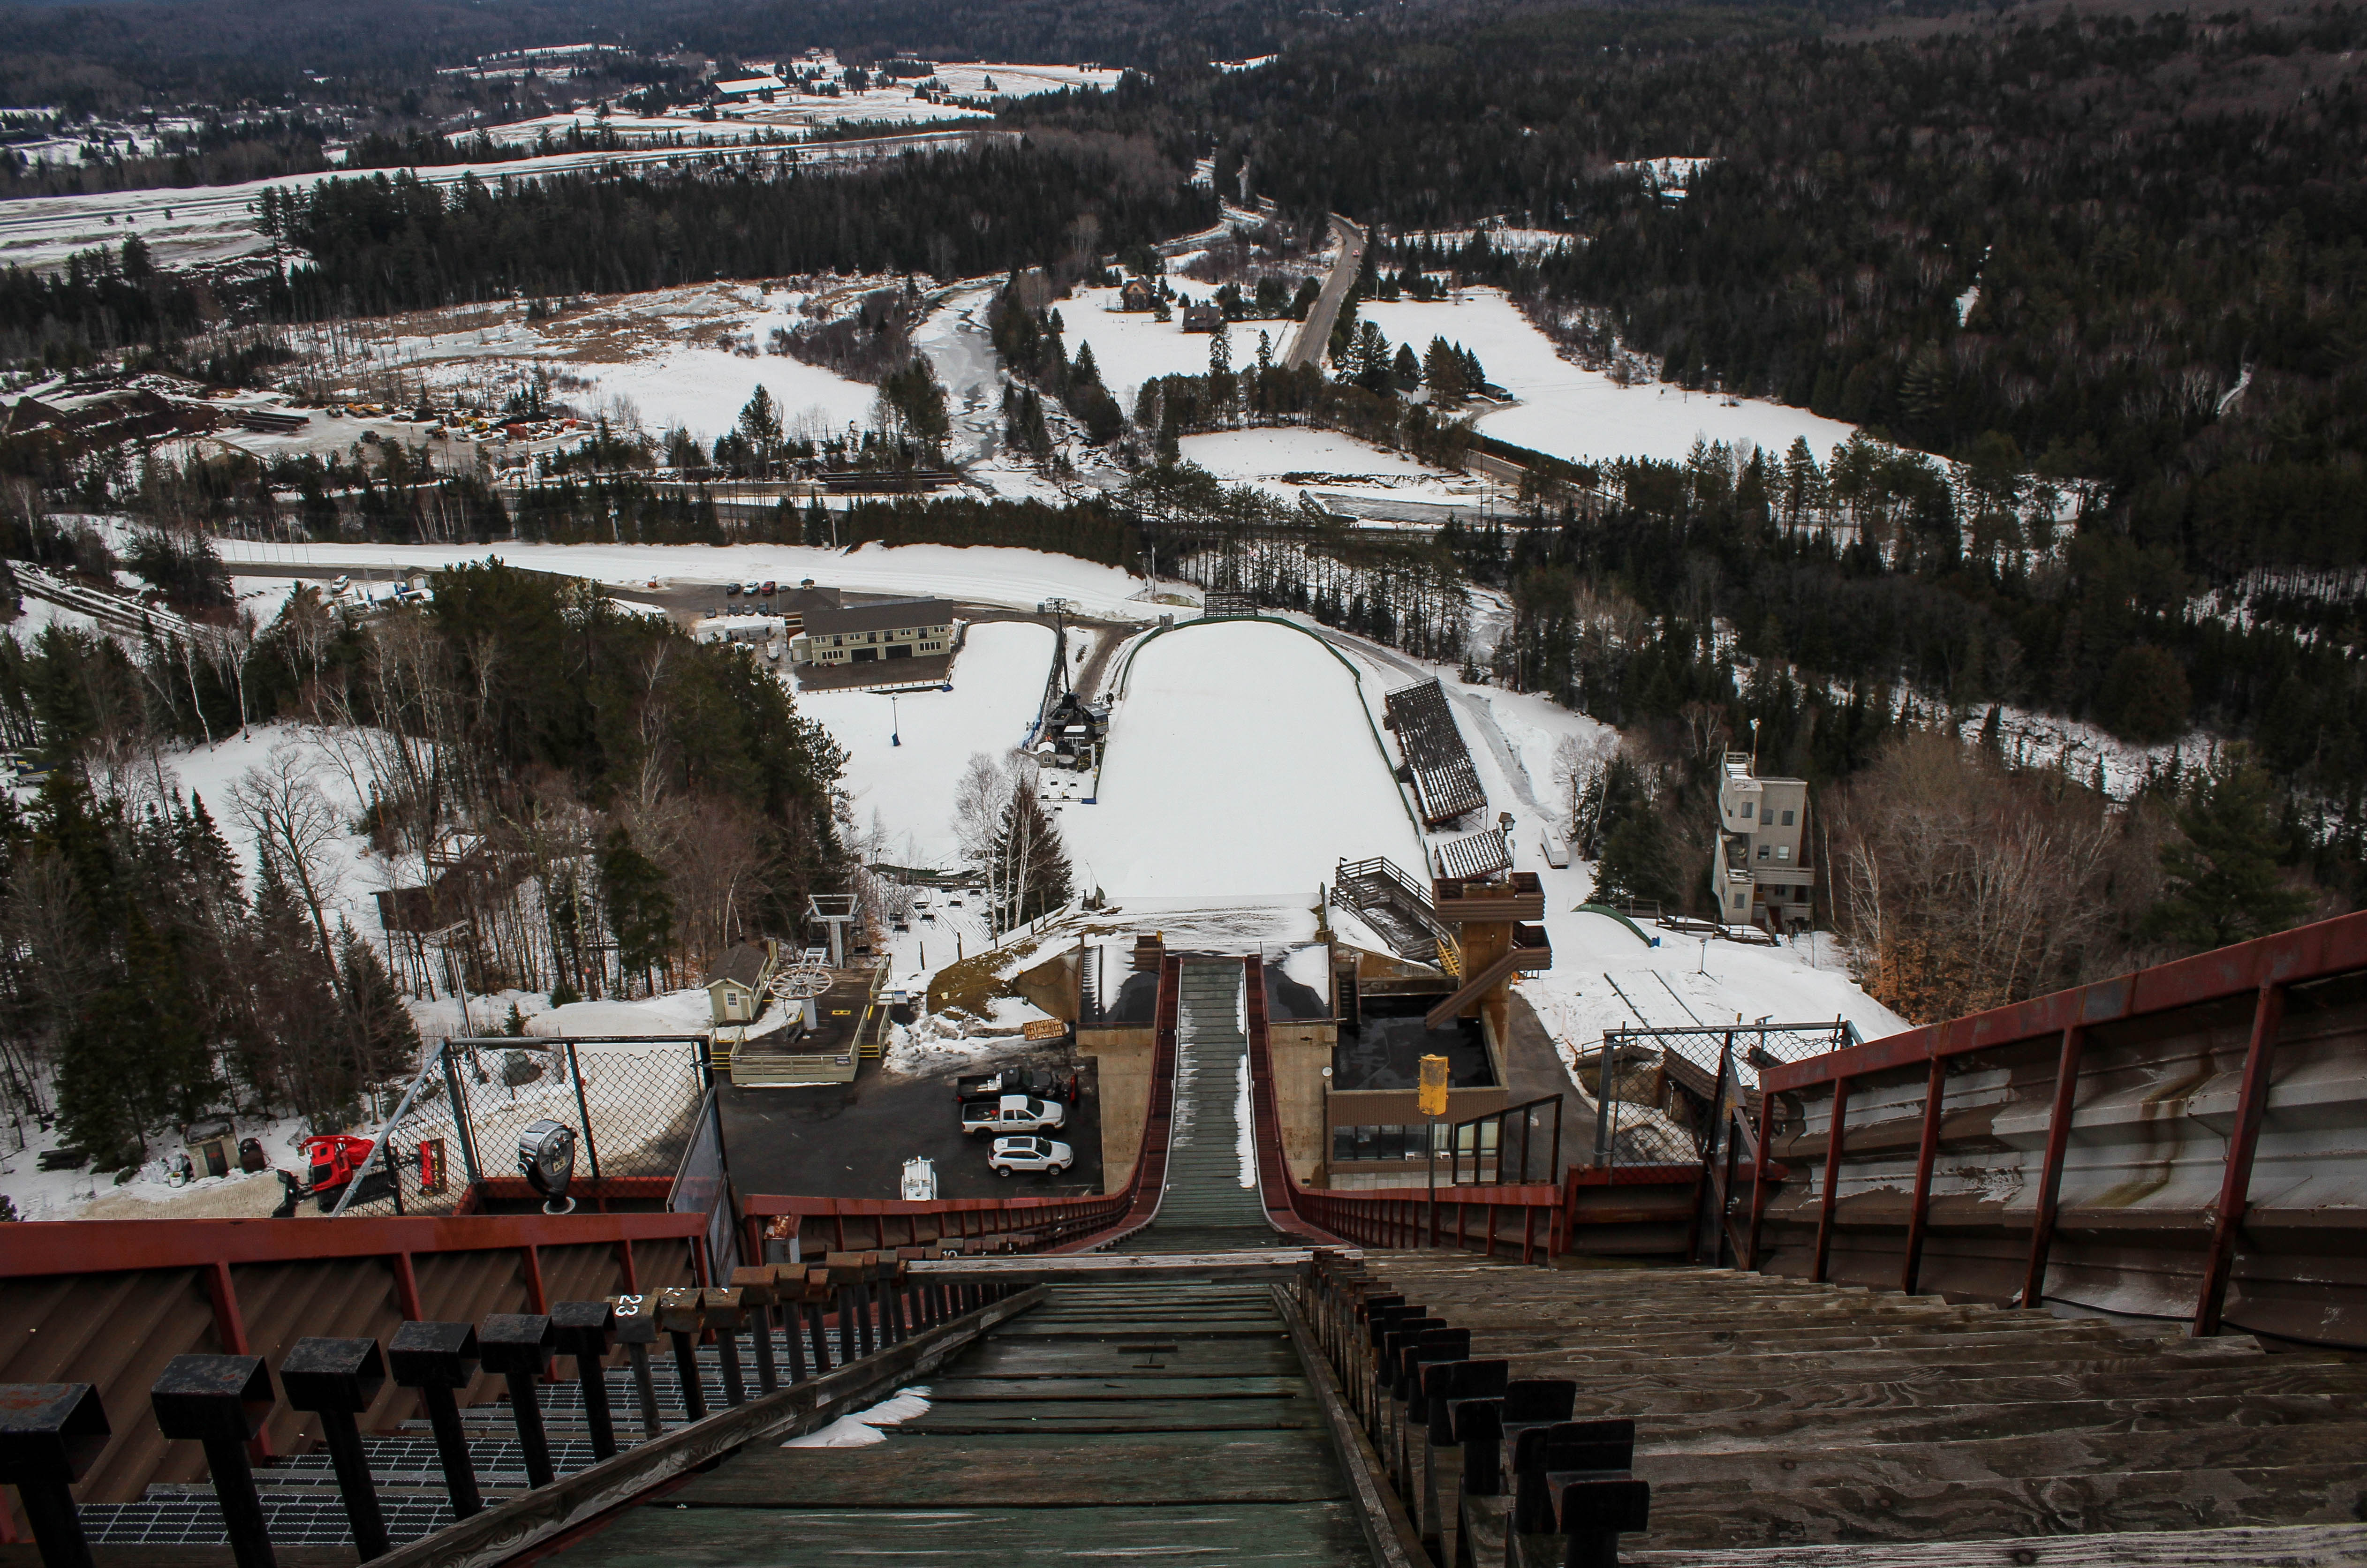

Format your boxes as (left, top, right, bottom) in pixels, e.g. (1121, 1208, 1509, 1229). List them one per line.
(990, 1136, 1074, 1177)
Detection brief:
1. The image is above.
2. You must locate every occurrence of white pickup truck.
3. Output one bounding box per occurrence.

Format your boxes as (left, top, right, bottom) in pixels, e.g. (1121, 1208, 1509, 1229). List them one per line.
(960, 1094, 1067, 1138)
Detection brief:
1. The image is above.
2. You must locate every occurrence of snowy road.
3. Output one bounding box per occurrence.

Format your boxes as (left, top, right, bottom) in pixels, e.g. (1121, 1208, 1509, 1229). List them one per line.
(1284, 213, 1365, 371)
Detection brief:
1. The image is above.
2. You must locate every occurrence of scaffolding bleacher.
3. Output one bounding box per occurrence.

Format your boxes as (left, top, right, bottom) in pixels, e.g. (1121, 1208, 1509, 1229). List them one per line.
(1434, 827, 1512, 882)
(1381, 678, 1488, 827)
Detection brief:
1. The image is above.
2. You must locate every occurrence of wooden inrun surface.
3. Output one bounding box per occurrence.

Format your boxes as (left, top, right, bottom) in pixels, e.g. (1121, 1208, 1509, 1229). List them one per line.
(541, 1283, 1372, 1565)
(1368, 1256, 2367, 1562)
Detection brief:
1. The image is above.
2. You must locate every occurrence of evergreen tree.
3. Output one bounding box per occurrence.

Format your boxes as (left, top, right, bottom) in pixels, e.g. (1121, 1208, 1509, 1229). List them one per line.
(244, 859, 340, 1123)
(599, 827, 676, 991)
(2146, 754, 2314, 950)
(56, 903, 217, 1167)
(1592, 812, 1680, 911)
(736, 385, 782, 462)
(1351, 320, 1392, 392)
(2095, 644, 2191, 744)
(989, 780, 1073, 929)
(1391, 342, 1421, 392)
(1423, 336, 1465, 400)
(338, 922, 422, 1093)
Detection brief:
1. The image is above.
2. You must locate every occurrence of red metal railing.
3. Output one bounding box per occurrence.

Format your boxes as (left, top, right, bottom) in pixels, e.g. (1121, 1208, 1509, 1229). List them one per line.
(740, 1191, 1133, 1259)
(0, 1208, 711, 1283)
(1755, 906, 2367, 1334)
(0, 1208, 710, 1524)
(1244, 956, 1564, 1261)
(740, 955, 1183, 1261)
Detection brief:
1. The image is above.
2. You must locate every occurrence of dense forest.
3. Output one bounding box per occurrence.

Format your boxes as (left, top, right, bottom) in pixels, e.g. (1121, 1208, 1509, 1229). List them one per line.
(247, 136, 1209, 318)
(0, 544, 848, 1166)
(1034, 4, 2367, 552)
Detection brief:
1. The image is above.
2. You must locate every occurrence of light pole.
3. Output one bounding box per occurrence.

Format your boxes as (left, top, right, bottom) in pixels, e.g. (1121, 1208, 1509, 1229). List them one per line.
(1419, 1053, 1448, 1248)
(889, 693, 900, 746)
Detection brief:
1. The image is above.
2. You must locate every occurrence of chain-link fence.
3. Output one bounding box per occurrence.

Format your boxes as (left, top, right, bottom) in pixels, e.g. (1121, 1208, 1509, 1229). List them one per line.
(1579, 1021, 1856, 1169)
(326, 1036, 712, 1219)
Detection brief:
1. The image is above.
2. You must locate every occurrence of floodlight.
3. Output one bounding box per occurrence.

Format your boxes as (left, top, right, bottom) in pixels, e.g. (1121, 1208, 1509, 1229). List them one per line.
(518, 1119, 577, 1214)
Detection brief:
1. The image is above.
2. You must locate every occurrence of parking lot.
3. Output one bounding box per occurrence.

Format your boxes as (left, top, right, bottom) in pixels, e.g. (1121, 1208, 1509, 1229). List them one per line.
(718, 1044, 1104, 1204)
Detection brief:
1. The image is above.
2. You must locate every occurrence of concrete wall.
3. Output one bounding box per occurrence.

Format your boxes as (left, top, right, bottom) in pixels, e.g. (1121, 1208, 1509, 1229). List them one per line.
(1081, 1025, 1156, 1195)
(1270, 1021, 1334, 1185)
(1015, 948, 1081, 1022)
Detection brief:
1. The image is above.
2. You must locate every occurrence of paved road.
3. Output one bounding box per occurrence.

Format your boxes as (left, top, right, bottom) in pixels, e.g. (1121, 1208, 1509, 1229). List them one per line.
(1281, 213, 1366, 372)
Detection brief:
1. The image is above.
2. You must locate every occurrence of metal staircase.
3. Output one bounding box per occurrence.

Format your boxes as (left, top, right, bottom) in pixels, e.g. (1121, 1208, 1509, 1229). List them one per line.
(1332, 856, 1449, 965)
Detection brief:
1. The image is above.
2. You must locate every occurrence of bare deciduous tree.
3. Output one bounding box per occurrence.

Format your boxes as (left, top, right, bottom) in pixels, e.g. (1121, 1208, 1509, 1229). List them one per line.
(233, 750, 350, 1002)
(1830, 732, 2152, 1021)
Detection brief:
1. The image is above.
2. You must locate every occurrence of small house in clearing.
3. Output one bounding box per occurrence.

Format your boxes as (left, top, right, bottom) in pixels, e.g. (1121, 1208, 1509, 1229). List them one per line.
(1119, 279, 1158, 312)
(1180, 302, 1223, 333)
(705, 940, 779, 1025)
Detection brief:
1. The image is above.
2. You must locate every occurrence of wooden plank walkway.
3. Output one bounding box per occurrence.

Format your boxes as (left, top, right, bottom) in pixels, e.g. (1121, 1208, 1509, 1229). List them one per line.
(1304, 1253, 2367, 1568)
(541, 1284, 1371, 1565)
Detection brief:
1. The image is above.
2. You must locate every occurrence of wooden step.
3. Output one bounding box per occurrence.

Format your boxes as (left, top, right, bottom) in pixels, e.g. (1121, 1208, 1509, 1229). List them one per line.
(673, 1433, 1351, 1508)
(1540, 1359, 2367, 1417)
(1635, 1461, 2367, 1549)
(1641, 1419, 2367, 1491)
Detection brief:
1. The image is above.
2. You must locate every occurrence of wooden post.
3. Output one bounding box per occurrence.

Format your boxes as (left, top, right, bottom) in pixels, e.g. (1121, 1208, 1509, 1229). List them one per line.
(1811, 1077, 1853, 1284)
(2194, 984, 2286, 1337)
(2019, 1025, 2087, 1310)
(1899, 1051, 1947, 1296)
(280, 1337, 393, 1560)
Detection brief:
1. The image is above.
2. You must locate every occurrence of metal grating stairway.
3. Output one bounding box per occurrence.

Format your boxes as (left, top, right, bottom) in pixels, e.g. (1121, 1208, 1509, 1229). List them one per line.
(75, 1336, 786, 1548)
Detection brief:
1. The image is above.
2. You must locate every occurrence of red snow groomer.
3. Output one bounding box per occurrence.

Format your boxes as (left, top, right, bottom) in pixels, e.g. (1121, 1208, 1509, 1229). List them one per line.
(304, 1133, 398, 1211)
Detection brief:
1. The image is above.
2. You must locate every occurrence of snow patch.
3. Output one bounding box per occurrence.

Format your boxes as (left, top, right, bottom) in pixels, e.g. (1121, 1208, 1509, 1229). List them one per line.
(1235, 1051, 1255, 1188)
(781, 1386, 932, 1446)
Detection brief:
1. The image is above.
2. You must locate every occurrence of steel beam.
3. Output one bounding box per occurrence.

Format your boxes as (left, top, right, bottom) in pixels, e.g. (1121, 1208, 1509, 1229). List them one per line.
(2019, 1025, 2088, 1310)
(2193, 983, 2287, 1336)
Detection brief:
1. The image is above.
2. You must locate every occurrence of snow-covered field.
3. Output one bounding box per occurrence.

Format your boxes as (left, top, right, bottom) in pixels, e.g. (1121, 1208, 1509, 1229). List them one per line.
(219, 281, 894, 454)
(1060, 283, 1248, 408)
(1354, 287, 1857, 468)
(1058, 618, 1425, 898)
(210, 538, 1174, 623)
(1176, 428, 1497, 514)
(813, 620, 1056, 867)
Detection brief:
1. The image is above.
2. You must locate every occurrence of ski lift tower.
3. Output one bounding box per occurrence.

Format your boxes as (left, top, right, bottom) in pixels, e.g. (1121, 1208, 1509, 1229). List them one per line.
(1038, 597, 1077, 694)
(807, 893, 860, 969)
